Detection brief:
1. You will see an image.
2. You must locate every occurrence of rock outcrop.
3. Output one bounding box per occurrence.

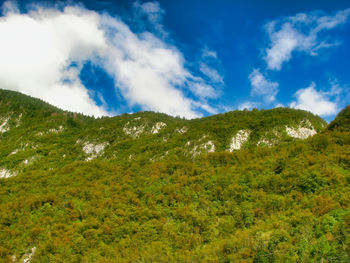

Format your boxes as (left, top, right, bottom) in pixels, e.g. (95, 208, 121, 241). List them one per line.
(228, 130, 250, 151)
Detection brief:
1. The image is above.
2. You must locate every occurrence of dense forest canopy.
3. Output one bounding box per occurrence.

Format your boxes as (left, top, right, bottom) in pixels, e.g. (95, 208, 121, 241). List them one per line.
(0, 89, 349, 262)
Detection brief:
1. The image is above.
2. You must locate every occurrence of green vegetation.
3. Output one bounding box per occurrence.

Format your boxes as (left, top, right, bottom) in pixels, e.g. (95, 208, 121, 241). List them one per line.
(0, 89, 349, 262)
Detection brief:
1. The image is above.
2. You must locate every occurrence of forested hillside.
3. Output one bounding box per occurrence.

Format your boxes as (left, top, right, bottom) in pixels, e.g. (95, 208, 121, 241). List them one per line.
(0, 89, 349, 262)
(0, 89, 326, 176)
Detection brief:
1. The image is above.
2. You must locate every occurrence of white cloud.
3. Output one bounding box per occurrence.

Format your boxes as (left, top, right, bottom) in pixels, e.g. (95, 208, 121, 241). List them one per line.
(199, 47, 223, 84)
(100, 15, 213, 118)
(238, 101, 259, 110)
(1, 0, 19, 15)
(265, 8, 350, 70)
(186, 78, 217, 99)
(0, 1, 221, 118)
(249, 69, 278, 103)
(133, 1, 166, 37)
(0, 4, 108, 116)
(192, 47, 224, 100)
(138, 1, 164, 23)
(201, 46, 218, 59)
(289, 82, 338, 116)
(199, 63, 224, 85)
(274, 103, 284, 108)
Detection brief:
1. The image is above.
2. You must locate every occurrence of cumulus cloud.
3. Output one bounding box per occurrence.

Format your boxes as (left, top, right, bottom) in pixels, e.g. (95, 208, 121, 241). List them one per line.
(0, 4, 108, 116)
(289, 82, 338, 116)
(265, 8, 350, 70)
(249, 69, 278, 103)
(99, 15, 216, 118)
(0, 1, 221, 118)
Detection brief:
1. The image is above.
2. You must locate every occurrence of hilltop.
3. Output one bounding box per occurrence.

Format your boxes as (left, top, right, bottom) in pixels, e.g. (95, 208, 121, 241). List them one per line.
(0, 89, 349, 262)
(328, 105, 350, 132)
(0, 89, 326, 177)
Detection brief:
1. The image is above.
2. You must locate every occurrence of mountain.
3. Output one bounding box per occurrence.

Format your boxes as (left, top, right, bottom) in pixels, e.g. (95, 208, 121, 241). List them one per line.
(328, 105, 350, 132)
(0, 89, 349, 262)
(0, 89, 326, 177)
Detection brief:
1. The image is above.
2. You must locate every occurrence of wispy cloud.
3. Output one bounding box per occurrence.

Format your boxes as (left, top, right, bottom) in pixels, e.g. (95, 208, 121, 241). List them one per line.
(137, 1, 164, 23)
(201, 46, 218, 59)
(265, 8, 350, 70)
(194, 47, 224, 99)
(199, 63, 224, 85)
(0, 1, 222, 118)
(249, 69, 278, 103)
(1, 0, 19, 14)
(133, 1, 167, 37)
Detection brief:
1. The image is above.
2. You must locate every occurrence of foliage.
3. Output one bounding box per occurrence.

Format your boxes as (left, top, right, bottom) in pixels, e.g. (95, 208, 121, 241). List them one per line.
(0, 89, 349, 262)
(328, 105, 350, 132)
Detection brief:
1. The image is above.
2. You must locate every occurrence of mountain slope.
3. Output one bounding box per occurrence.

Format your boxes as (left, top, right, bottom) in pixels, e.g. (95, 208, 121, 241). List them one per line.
(0, 89, 326, 176)
(328, 105, 350, 132)
(1, 89, 349, 262)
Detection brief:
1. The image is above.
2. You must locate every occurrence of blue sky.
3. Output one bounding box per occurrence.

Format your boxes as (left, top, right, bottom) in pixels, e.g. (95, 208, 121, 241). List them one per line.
(0, 0, 349, 121)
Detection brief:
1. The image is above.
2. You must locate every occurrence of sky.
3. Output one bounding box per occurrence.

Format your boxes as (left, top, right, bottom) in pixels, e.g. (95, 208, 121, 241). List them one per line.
(0, 0, 349, 121)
